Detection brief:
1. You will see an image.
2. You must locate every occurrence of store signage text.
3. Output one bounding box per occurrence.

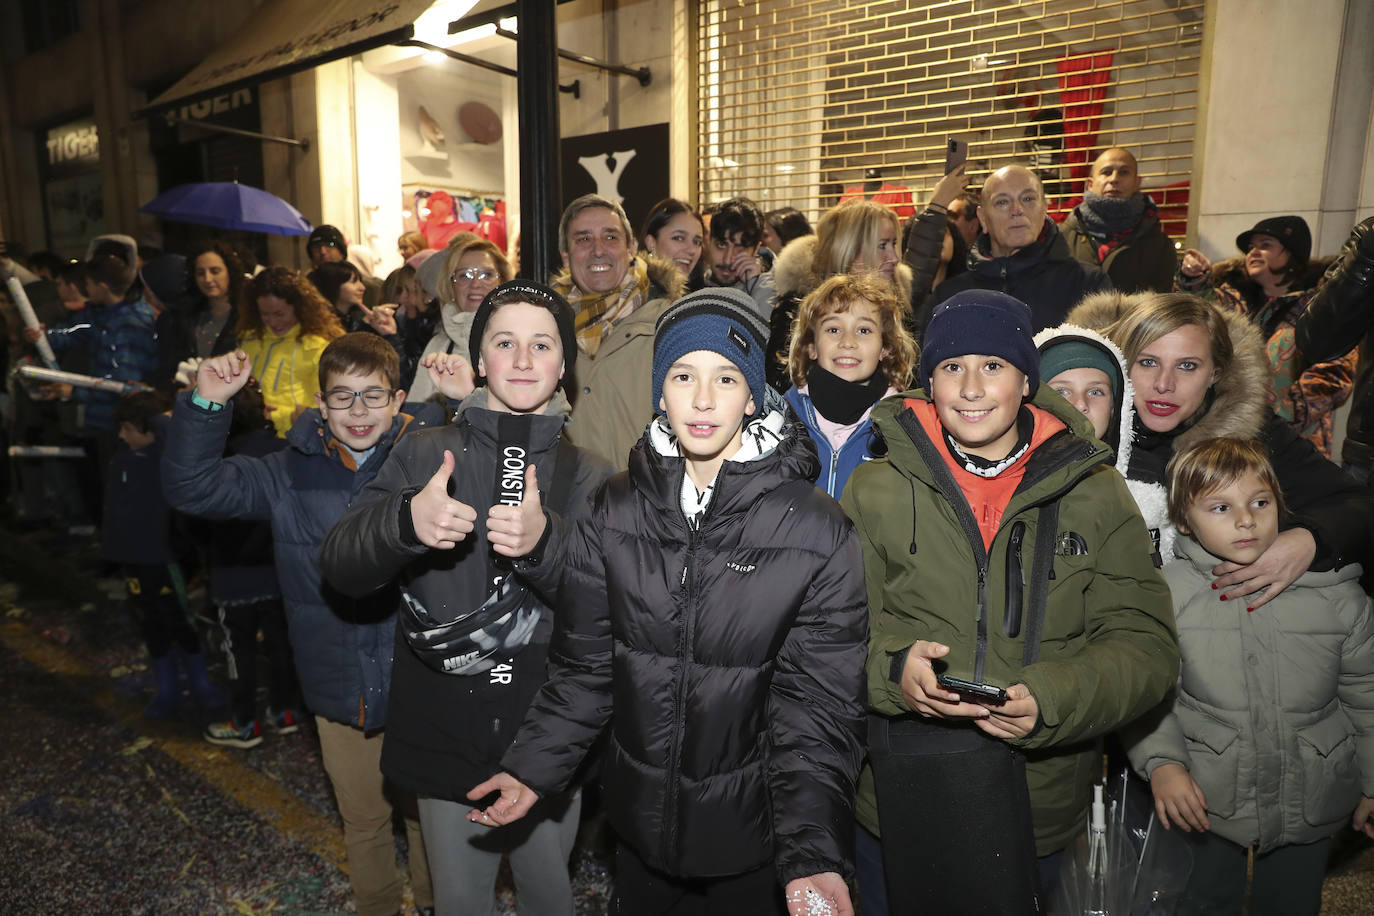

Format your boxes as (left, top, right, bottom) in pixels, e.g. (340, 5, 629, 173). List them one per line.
(46, 123, 99, 167)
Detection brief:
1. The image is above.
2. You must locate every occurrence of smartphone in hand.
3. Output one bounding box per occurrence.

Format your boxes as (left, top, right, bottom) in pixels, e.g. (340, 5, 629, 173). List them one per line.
(936, 673, 1007, 705)
(944, 137, 968, 175)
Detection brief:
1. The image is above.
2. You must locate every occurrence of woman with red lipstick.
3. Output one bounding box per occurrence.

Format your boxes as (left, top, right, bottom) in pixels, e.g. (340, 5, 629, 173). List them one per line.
(406, 236, 512, 405)
(1177, 215, 1354, 458)
(1068, 291, 1374, 610)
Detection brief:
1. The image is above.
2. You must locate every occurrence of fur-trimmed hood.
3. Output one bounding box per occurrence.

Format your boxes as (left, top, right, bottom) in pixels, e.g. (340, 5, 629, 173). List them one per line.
(1034, 321, 1176, 561)
(548, 252, 687, 304)
(771, 233, 913, 305)
(1208, 255, 1331, 297)
(1065, 290, 1271, 453)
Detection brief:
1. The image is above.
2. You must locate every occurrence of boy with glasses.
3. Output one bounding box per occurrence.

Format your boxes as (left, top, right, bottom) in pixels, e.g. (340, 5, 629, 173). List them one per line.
(162, 332, 441, 916)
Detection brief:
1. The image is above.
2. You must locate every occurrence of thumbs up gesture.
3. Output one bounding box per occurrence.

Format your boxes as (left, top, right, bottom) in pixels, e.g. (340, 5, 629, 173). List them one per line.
(410, 450, 478, 549)
(487, 464, 547, 558)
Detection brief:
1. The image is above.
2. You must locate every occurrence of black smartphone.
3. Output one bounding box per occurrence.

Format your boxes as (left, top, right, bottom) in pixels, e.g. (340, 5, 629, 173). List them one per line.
(944, 137, 968, 174)
(936, 674, 1007, 705)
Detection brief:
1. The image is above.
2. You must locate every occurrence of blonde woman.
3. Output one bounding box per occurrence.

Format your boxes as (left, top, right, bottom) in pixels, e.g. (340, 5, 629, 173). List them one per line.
(768, 199, 911, 391)
(405, 234, 513, 404)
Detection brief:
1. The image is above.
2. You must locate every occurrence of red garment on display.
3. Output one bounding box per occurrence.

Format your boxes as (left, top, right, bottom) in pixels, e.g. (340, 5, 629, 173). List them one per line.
(1055, 52, 1114, 183)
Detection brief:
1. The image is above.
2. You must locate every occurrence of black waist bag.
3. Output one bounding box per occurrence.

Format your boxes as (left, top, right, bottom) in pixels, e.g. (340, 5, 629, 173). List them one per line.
(870, 714, 1042, 915)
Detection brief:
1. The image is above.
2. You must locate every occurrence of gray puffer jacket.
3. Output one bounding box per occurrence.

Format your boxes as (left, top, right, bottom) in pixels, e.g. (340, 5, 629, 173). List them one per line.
(1125, 534, 1374, 853)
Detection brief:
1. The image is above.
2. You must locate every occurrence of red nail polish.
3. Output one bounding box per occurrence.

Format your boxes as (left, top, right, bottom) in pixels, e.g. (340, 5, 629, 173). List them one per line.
(1210, 583, 1218, 590)
(1219, 594, 1228, 601)
(1246, 606, 1255, 613)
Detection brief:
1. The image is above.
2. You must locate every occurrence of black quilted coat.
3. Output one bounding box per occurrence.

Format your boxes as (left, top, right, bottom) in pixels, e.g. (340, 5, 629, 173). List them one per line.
(504, 419, 869, 884)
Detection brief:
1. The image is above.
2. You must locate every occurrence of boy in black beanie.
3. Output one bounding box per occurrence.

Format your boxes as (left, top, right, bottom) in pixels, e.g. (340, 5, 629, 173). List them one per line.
(841, 289, 1178, 913)
(465, 287, 869, 916)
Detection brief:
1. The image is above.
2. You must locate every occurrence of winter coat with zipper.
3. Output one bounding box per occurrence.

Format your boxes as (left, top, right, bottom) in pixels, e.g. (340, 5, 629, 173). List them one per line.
(1178, 256, 1354, 457)
(1033, 321, 1176, 562)
(316, 389, 613, 799)
(1068, 291, 1374, 573)
(768, 234, 915, 393)
(161, 392, 443, 729)
(500, 413, 869, 884)
(1060, 199, 1177, 294)
(560, 254, 687, 471)
(239, 324, 335, 438)
(842, 385, 1178, 856)
(1295, 216, 1374, 468)
(931, 216, 1113, 332)
(784, 384, 882, 499)
(1125, 534, 1374, 853)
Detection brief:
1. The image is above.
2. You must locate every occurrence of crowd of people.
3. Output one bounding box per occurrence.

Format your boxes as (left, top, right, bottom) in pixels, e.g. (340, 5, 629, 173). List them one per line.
(1, 143, 1373, 916)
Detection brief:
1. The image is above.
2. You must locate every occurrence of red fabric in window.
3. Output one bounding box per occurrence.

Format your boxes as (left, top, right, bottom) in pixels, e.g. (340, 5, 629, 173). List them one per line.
(1056, 52, 1115, 183)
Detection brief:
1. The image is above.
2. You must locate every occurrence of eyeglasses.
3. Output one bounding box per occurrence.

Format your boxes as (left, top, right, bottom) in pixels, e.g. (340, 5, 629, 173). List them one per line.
(453, 268, 498, 283)
(323, 387, 394, 409)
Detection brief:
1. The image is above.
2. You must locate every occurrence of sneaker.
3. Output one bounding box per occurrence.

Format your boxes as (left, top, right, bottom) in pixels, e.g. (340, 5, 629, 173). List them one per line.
(204, 718, 263, 749)
(266, 707, 301, 735)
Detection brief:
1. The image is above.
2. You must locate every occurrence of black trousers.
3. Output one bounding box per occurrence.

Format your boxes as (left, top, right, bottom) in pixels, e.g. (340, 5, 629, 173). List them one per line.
(1180, 832, 1330, 916)
(214, 597, 297, 723)
(124, 563, 199, 659)
(868, 715, 1042, 916)
(610, 842, 786, 916)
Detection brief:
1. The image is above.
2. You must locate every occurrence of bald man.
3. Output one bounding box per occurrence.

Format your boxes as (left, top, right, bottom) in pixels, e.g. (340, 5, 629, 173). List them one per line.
(928, 165, 1110, 332)
(1060, 148, 1177, 293)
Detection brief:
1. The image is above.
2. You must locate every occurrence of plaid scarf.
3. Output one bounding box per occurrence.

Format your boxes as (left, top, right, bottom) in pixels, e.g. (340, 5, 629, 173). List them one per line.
(553, 258, 652, 357)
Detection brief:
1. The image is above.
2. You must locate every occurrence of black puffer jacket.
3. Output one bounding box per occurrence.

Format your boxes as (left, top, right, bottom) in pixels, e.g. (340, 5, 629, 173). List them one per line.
(503, 415, 868, 884)
(318, 390, 613, 798)
(932, 216, 1112, 330)
(1296, 216, 1374, 467)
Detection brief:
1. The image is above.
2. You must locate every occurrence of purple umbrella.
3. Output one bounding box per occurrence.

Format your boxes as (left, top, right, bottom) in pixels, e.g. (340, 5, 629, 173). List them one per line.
(140, 181, 313, 236)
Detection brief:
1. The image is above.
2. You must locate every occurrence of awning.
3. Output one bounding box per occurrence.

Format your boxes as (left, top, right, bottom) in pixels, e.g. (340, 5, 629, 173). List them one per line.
(136, 0, 438, 117)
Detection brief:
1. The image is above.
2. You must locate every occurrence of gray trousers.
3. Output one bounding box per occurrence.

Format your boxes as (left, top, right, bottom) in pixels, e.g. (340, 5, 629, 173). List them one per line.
(417, 789, 581, 916)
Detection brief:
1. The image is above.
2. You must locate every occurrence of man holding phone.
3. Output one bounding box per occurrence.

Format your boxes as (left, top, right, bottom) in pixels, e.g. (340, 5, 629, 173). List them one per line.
(931, 163, 1112, 331)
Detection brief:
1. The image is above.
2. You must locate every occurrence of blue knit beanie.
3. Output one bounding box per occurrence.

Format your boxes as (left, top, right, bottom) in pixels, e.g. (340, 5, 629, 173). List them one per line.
(652, 288, 769, 418)
(919, 290, 1040, 393)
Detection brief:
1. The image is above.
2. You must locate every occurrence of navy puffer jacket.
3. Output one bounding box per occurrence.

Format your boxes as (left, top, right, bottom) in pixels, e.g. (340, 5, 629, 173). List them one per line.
(161, 392, 442, 729)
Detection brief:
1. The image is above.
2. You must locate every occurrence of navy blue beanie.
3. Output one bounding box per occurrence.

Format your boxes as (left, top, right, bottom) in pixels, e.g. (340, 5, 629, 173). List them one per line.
(919, 290, 1040, 393)
(653, 288, 769, 418)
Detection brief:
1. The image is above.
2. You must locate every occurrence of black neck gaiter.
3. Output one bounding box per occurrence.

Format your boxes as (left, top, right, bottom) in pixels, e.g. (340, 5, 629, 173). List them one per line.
(807, 364, 888, 425)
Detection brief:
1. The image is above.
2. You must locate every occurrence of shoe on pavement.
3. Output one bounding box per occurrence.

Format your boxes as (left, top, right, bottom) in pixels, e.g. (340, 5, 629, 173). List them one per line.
(204, 718, 263, 749)
(266, 706, 301, 735)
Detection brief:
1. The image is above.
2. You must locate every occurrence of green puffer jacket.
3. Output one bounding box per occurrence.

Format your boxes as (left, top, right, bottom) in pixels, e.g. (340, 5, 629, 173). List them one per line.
(842, 385, 1179, 855)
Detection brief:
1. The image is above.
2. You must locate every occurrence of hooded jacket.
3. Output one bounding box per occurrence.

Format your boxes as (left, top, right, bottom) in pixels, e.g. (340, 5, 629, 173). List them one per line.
(1033, 322, 1175, 562)
(1179, 256, 1354, 457)
(161, 393, 443, 729)
(767, 234, 915, 392)
(843, 385, 1178, 856)
(403, 303, 476, 404)
(317, 389, 613, 798)
(1125, 534, 1374, 853)
(559, 254, 687, 470)
(1067, 291, 1373, 573)
(239, 324, 334, 438)
(1295, 217, 1374, 467)
(501, 409, 868, 884)
(931, 217, 1113, 332)
(1060, 198, 1177, 294)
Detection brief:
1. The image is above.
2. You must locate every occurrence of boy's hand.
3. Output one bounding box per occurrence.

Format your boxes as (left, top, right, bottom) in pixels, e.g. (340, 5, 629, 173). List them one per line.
(195, 350, 252, 404)
(1150, 762, 1210, 832)
(898, 642, 995, 720)
(1353, 797, 1374, 839)
(973, 683, 1039, 739)
(22, 323, 45, 343)
(785, 873, 853, 916)
(422, 351, 476, 401)
(487, 464, 546, 557)
(1211, 527, 1315, 611)
(410, 450, 477, 549)
(466, 772, 539, 826)
(727, 248, 761, 283)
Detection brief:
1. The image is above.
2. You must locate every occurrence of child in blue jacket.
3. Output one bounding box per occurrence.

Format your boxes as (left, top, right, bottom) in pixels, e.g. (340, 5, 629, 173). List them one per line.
(162, 332, 438, 916)
(783, 274, 916, 498)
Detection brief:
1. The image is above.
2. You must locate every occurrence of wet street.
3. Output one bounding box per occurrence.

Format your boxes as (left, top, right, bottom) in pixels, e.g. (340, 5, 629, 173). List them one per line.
(2, 521, 1371, 914)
